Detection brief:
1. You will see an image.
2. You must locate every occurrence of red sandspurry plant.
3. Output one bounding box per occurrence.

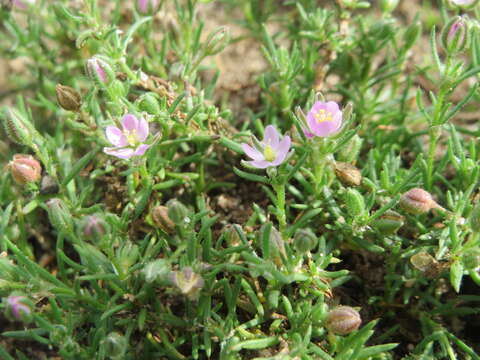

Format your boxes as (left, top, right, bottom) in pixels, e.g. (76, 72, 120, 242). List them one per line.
(0, 0, 479, 358)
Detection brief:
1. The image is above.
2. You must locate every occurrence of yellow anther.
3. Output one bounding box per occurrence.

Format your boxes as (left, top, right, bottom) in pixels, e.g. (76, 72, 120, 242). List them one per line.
(126, 130, 138, 146)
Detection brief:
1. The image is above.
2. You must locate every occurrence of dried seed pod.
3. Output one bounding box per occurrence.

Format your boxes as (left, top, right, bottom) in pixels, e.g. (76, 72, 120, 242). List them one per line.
(410, 251, 443, 278)
(56, 84, 82, 112)
(334, 162, 362, 186)
(151, 205, 175, 233)
(399, 188, 441, 215)
(8, 154, 41, 184)
(325, 306, 362, 335)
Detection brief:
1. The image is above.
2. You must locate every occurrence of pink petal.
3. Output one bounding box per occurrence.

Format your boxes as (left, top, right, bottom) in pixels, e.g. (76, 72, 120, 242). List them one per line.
(121, 114, 139, 132)
(310, 117, 342, 137)
(263, 125, 279, 147)
(324, 101, 340, 114)
(242, 143, 264, 161)
(272, 136, 291, 165)
(105, 126, 127, 147)
(136, 117, 149, 142)
(103, 147, 135, 159)
(245, 160, 271, 169)
(138, 0, 148, 12)
(133, 144, 150, 156)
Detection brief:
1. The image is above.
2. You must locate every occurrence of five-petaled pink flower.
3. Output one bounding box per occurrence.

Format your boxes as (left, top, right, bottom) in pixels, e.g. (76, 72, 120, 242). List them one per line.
(104, 114, 150, 159)
(242, 125, 291, 169)
(450, 0, 475, 5)
(304, 101, 343, 138)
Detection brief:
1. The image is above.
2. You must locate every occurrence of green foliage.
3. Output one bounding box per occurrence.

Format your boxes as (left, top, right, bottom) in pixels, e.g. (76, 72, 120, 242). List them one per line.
(0, 0, 480, 359)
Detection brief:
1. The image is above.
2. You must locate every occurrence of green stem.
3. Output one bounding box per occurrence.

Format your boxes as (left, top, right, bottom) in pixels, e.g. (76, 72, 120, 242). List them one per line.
(273, 183, 287, 238)
(426, 127, 439, 191)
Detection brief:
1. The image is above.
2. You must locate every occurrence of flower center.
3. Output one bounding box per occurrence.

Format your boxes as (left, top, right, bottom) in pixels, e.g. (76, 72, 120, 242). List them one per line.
(126, 130, 138, 146)
(264, 145, 276, 162)
(314, 109, 333, 123)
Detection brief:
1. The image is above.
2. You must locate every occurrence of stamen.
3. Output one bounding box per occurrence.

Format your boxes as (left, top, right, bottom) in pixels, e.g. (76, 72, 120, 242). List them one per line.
(263, 145, 276, 162)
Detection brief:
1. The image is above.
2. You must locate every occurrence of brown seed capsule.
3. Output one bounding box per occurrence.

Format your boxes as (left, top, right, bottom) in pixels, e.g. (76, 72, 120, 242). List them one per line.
(410, 251, 443, 278)
(56, 84, 82, 112)
(399, 188, 438, 215)
(151, 206, 175, 233)
(334, 162, 362, 186)
(8, 154, 41, 184)
(325, 306, 362, 335)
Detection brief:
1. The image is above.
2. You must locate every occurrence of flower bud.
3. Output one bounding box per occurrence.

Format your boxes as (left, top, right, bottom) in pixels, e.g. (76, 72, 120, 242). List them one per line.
(117, 242, 139, 272)
(4, 295, 32, 323)
(82, 215, 107, 241)
(8, 154, 41, 184)
(462, 249, 480, 270)
(441, 16, 470, 55)
(380, 0, 399, 13)
(142, 259, 170, 283)
(170, 267, 204, 300)
(371, 210, 404, 235)
(166, 199, 190, 227)
(75, 243, 112, 273)
(345, 188, 366, 218)
(258, 223, 286, 264)
(46, 198, 74, 235)
(204, 26, 230, 56)
(325, 306, 361, 335)
(102, 332, 128, 360)
(40, 175, 59, 194)
(56, 84, 81, 112)
(337, 135, 363, 163)
(86, 56, 114, 86)
(224, 224, 243, 247)
(334, 162, 362, 187)
(293, 228, 318, 253)
(151, 206, 175, 233)
(399, 188, 439, 215)
(2, 108, 34, 145)
(135, 0, 160, 15)
(137, 93, 161, 115)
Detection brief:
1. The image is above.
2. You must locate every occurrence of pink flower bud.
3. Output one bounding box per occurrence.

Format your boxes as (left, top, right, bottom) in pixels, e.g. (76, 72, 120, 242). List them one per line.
(325, 306, 362, 335)
(8, 154, 41, 184)
(135, 0, 160, 15)
(86, 56, 114, 86)
(4, 295, 32, 322)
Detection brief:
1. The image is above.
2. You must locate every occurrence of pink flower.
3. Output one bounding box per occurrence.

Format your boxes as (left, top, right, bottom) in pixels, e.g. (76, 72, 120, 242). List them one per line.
(451, 0, 475, 5)
(242, 125, 291, 169)
(304, 101, 343, 138)
(103, 114, 151, 159)
(13, 0, 34, 9)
